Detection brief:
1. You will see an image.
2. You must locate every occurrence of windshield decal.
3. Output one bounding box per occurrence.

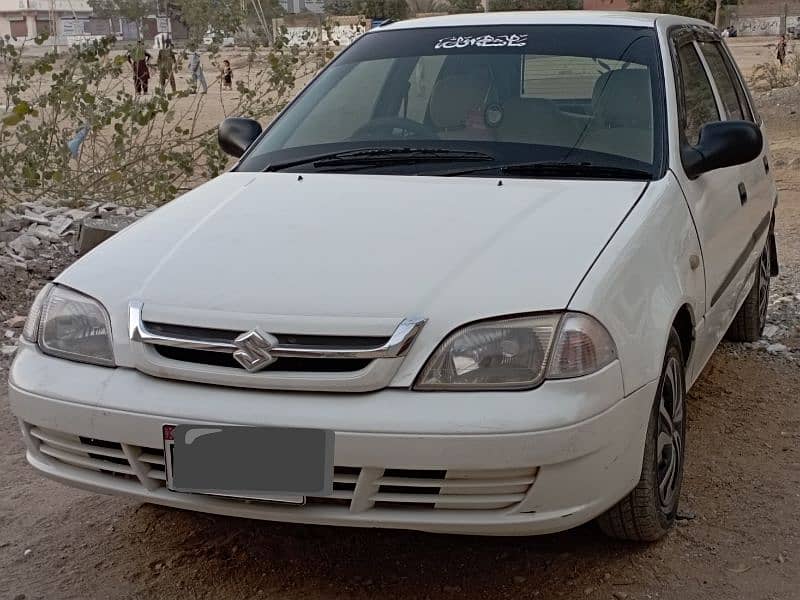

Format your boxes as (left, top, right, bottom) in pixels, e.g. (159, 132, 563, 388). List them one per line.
(434, 34, 528, 50)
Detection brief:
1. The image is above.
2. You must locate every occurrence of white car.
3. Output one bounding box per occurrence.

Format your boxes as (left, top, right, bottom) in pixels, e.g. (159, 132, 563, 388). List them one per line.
(203, 31, 235, 47)
(9, 11, 777, 541)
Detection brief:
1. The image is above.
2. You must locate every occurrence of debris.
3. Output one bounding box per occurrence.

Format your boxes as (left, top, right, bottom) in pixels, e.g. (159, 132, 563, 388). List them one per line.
(4, 316, 26, 328)
(762, 324, 779, 339)
(513, 575, 527, 584)
(612, 592, 629, 600)
(1, 345, 18, 356)
(676, 510, 697, 521)
(22, 548, 32, 557)
(767, 343, 789, 355)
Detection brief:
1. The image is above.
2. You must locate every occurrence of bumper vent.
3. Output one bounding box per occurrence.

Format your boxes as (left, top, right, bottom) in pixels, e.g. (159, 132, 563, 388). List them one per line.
(25, 424, 538, 513)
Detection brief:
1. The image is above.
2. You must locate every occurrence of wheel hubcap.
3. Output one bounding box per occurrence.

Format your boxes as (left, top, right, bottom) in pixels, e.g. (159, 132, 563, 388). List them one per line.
(657, 357, 685, 514)
(758, 248, 770, 329)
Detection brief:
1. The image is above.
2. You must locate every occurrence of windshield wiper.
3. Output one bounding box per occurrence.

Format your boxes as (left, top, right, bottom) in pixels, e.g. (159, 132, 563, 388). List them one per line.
(264, 147, 496, 172)
(439, 161, 653, 180)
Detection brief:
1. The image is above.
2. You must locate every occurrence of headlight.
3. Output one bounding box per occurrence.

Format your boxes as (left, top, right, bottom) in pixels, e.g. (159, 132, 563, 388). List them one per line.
(415, 313, 616, 390)
(34, 285, 115, 367)
(22, 283, 54, 343)
(415, 315, 561, 390)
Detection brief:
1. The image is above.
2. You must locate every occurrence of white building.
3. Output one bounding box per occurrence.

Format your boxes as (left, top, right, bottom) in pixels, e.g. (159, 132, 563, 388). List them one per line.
(0, 0, 100, 42)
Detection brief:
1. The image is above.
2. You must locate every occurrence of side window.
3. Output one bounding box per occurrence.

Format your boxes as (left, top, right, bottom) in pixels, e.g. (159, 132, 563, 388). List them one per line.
(718, 43, 757, 123)
(676, 42, 720, 145)
(698, 42, 744, 121)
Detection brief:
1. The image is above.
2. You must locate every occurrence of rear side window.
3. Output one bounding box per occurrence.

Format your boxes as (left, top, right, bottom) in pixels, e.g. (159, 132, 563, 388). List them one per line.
(698, 42, 744, 121)
(676, 43, 720, 145)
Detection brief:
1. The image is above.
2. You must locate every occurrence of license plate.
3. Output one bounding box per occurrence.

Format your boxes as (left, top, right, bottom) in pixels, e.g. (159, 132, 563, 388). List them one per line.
(163, 425, 333, 504)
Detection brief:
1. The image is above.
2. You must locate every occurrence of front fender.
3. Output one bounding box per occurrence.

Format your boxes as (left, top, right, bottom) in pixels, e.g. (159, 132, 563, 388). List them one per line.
(567, 173, 706, 395)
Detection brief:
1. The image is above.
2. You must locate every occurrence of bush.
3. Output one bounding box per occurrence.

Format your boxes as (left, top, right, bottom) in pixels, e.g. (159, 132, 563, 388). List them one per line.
(0, 32, 344, 209)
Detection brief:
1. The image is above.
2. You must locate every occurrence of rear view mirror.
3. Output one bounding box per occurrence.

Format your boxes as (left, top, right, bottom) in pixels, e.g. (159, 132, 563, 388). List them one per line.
(682, 120, 763, 179)
(218, 117, 263, 158)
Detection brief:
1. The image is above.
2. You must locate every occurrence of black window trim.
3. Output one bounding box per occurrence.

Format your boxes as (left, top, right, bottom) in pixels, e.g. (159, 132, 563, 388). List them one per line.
(668, 24, 724, 169)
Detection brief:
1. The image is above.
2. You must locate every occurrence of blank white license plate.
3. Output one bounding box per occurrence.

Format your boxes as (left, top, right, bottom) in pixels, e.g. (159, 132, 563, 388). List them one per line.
(163, 424, 333, 504)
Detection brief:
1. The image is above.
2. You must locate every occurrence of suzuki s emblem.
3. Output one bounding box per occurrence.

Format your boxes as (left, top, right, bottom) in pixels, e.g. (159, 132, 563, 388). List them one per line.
(233, 328, 280, 372)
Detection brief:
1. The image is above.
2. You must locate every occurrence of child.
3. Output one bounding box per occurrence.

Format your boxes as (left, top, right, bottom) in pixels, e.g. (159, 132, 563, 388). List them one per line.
(777, 34, 788, 66)
(222, 60, 233, 90)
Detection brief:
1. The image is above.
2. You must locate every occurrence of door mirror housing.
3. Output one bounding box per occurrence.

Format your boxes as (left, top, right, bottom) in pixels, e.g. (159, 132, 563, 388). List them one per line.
(681, 120, 763, 179)
(218, 117, 263, 158)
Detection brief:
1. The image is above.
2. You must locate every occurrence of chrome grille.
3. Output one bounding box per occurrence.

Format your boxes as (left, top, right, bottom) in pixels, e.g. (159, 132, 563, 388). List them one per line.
(127, 302, 427, 392)
(25, 424, 538, 513)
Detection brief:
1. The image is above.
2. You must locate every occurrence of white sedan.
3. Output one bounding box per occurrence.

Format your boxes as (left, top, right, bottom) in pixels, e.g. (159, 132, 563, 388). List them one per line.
(9, 11, 777, 541)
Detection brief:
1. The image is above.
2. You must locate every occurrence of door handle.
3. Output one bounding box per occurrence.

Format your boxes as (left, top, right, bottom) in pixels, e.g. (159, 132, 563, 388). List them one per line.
(738, 182, 748, 205)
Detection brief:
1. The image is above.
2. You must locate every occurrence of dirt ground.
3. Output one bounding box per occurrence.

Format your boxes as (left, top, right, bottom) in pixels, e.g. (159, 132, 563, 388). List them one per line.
(2, 39, 800, 600)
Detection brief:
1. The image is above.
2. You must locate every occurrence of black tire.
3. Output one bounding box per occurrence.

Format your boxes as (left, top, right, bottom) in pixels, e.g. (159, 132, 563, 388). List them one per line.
(725, 242, 771, 343)
(597, 328, 686, 542)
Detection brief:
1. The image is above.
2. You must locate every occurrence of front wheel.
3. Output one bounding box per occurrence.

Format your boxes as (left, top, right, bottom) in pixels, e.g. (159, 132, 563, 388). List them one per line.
(597, 328, 686, 542)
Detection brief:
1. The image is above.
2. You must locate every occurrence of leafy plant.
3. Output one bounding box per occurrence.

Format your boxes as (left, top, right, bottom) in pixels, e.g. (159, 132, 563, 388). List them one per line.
(751, 53, 800, 90)
(0, 30, 345, 209)
(487, 0, 580, 10)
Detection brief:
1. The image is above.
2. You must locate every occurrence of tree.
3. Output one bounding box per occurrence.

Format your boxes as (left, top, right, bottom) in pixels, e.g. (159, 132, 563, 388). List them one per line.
(360, 0, 410, 19)
(407, 0, 448, 14)
(627, 0, 720, 23)
(448, 0, 481, 12)
(487, 0, 579, 10)
(88, 0, 154, 38)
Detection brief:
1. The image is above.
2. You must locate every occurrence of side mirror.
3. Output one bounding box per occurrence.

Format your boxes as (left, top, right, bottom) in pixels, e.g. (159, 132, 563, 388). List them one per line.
(218, 117, 263, 158)
(682, 120, 763, 179)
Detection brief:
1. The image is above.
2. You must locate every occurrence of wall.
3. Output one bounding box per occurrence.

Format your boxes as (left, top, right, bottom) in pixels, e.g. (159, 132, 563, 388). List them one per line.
(732, 14, 782, 35)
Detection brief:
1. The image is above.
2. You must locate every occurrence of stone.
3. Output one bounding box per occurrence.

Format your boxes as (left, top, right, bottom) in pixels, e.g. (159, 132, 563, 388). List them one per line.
(22, 212, 50, 225)
(32, 225, 60, 243)
(76, 215, 137, 255)
(9, 234, 40, 258)
(64, 208, 91, 221)
(767, 343, 789, 355)
(5, 330, 16, 338)
(762, 324, 779, 339)
(612, 593, 628, 600)
(22, 548, 32, 557)
(1, 345, 18, 356)
(49, 215, 74, 236)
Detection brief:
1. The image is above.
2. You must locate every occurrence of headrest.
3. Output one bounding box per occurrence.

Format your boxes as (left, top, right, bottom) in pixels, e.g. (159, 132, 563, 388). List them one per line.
(429, 68, 492, 131)
(592, 68, 652, 129)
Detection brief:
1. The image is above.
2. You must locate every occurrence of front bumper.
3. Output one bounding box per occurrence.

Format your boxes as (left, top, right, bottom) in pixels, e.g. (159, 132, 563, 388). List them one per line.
(8, 345, 657, 535)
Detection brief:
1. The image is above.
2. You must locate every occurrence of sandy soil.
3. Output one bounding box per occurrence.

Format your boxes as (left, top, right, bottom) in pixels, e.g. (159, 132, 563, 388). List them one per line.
(1, 41, 800, 600)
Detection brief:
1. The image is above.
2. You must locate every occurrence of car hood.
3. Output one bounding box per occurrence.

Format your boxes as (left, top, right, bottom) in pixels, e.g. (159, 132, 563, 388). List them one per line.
(59, 172, 645, 337)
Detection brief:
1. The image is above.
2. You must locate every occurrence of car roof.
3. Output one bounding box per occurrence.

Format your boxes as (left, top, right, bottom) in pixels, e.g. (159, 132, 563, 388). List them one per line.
(379, 10, 712, 31)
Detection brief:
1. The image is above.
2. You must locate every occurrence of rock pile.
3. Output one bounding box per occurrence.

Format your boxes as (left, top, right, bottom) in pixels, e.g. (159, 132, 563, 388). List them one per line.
(0, 198, 151, 364)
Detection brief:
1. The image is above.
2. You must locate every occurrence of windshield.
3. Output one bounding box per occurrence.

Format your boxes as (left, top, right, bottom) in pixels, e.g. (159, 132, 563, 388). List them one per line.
(238, 25, 665, 178)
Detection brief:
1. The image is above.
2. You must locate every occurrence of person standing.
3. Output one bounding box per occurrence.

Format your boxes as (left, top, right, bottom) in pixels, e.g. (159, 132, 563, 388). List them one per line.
(222, 59, 233, 91)
(777, 34, 788, 65)
(187, 47, 208, 94)
(157, 38, 177, 94)
(127, 40, 152, 96)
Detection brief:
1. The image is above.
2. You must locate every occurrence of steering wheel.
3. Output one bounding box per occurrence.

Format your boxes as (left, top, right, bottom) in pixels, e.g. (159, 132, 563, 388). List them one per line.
(352, 117, 437, 140)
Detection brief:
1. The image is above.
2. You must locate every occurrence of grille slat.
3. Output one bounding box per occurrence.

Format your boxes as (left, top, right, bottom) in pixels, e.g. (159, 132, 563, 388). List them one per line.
(30, 428, 127, 461)
(38, 444, 137, 477)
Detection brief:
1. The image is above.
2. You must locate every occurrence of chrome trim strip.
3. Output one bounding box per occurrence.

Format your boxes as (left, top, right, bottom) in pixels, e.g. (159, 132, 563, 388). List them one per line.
(129, 301, 427, 360)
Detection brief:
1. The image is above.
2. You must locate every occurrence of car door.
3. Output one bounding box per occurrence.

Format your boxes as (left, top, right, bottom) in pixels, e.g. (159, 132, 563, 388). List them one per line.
(668, 28, 769, 357)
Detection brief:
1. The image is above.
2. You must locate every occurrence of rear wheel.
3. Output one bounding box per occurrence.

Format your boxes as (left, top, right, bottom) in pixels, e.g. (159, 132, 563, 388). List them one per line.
(725, 242, 771, 343)
(597, 328, 686, 542)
